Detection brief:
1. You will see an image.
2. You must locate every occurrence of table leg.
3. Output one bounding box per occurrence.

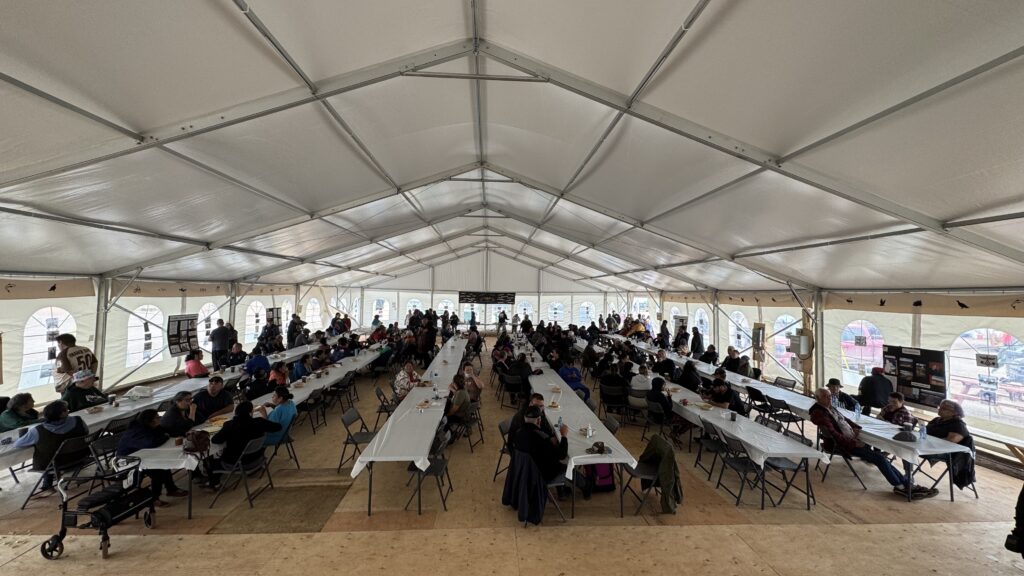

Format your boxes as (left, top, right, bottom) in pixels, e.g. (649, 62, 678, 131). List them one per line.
(187, 469, 193, 520)
(617, 465, 624, 518)
(367, 462, 374, 517)
(803, 458, 811, 511)
(902, 460, 914, 502)
(947, 453, 955, 502)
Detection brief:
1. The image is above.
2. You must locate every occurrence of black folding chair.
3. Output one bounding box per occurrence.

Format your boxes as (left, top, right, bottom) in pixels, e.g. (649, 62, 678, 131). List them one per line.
(296, 389, 327, 434)
(766, 396, 805, 437)
(373, 385, 398, 430)
(816, 428, 867, 490)
(716, 434, 775, 509)
(336, 408, 376, 472)
(22, 435, 96, 510)
(209, 435, 274, 508)
(694, 417, 727, 482)
(620, 460, 660, 516)
(764, 429, 816, 509)
(493, 418, 512, 482)
(404, 431, 453, 515)
(912, 437, 979, 502)
(745, 386, 773, 417)
(265, 419, 300, 472)
(641, 400, 666, 442)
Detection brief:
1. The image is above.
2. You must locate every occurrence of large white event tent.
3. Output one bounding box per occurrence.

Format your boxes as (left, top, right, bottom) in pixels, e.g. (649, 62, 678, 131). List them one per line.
(2, 0, 1024, 431)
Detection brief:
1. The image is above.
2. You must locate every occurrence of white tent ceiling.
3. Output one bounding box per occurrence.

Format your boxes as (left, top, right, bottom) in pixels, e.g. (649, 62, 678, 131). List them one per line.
(2, 1, 1024, 293)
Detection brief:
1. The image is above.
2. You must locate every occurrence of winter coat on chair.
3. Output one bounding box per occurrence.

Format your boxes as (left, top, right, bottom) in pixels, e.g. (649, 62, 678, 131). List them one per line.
(501, 450, 549, 525)
(638, 433, 683, 513)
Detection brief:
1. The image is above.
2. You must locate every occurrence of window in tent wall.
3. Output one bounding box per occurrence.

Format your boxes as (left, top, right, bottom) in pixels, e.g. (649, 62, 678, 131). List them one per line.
(330, 297, 337, 311)
(245, 301, 266, 344)
(631, 298, 649, 319)
(19, 307, 77, 390)
(948, 328, 1024, 429)
(839, 320, 885, 386)
(406, 298, 422, 313)
(337, 298, 348, 314)
(462, 302, 480, 323)
(547, 302, 565, 323)
(578, 302, 596, 325)
(197, 302, 221, 352)
(282, 300, 293, 321)
(371, 297, 390, 323)
(437, 299, 455, 314)
(352, 300, 360, 325)
(126, 305, 165, 368)
(693, 308, 710, 339)
(489, 304, 509, 326)
(670, 306, 681, 324)
(728, 311, 752, 351)
(516, 301, 535, 320)
(305, 298, 324, 330)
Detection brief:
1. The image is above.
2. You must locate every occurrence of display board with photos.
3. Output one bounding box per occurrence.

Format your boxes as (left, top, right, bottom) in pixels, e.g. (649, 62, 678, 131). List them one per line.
(882, 345, 947, 408)
(166, 314, 200, 357)
(267, 307, 282, 326)
(458, 291, 516, 305)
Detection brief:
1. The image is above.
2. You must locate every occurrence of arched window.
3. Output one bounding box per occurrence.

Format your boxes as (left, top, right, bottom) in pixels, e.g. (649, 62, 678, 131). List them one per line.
(728, 311, 751, 351)
(281, 300, 293, 322)
(670, 307, 681, 324)
(949, 328, 1023, 421)
(517, 301, 535, 319)
(330, 297, 337, 310)
(578, 302, 596, 325)
(771, 314, 801, 372)
(437, 299, 455, 314)
(462, 303, 480, 324)
(490, 304, 510, 326)
(338, 298, 348, 314)
(126, 305, 165, 368)
(840, 320, 884, 385)
(371, 297, 390, 323)
(245, 301, 266, 344)
(406, 298, 422, 313)
(693, 308, 710, 338)
(547, 302, 565, 322)
(305, 298, 323, 330)
(631, 298, 649, 318)
(20, 306, 76, 388)
(197, 302, 221, 352)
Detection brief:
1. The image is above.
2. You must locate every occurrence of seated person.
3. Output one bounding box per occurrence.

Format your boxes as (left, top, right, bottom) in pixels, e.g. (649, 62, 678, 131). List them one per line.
(290, 354, 313, 382)
(630, 364, 653, 392)
(184, 350, 210, 378)
(268, 361, 290, 387)
(462, 362, 485, 402)
(703, 378, 747, 415)
(735, 356, 753, 378)
(160, 391, 196, 437)
(244, 346, 271, 376)
(393, 361, 422, 401)
(243, 369, 273, 401)
(927, 400, 972, 447)
(330, 342, 351, 363)
(558, 361, 590, 402)
(224, 343, 248, 368)
(191, 376, 234, 425)
(206, 402, 281, 489)
(445, 374, 472, 432)
(507, 394, 554, 449)
(809, 388, 926, 497)
(698, 345, 719, 366)
(877, 391, 915, 426)
(0, 393, 41, 432)
(826, 378, 861, 412)
(618, 360, 635, 379)
(61, 369, 106, 412)
(546, 349, 564, 372)
(269, 335, 286, 353)
(257, 386, 297, 446)
(513, 405, 568, 483)
(676, 361, 703, 393)
(117, 409, 188, 505)
(14, 401, 89, 490)
(720, 347, 741, 372)
(652, 350, 675, 378)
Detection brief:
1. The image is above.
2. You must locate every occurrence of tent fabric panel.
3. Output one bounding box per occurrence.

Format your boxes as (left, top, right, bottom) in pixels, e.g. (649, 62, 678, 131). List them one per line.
(327, 71, 477, 184)
(488, 252, 541, 293)
(554, 259, 606, 280)
(141, 250, 284, 282)
(641, 0, 1024, 155)
(0, 82, 134, 184)
(406, 180, 483, 221)
(543, 200, 632, 245)
(434, 217, 485, 239)
(483, 216, 539, 240)
(0, 0, 299, 131)
(742, 231, 1024, 290)
(241, 0, 469, 83)
(482, 0, 690, 94)
(323, 194, 422, 240)
(0, 148, 298, 241)
(797, 58, 1024, 221)
(664, 260, 787, 292)
(652, 171, 905, 254)
(321, 243, 394, 268)
(567, 115, 755, 222)
(963, 219, 1024, 255)
(530, 229, 585, 255)
(231, 219, 362, 259)
(628, 270, 696, 292)
(572, 249, 635, 274)
(379, 227, 441, 252)
(0, 212, 185, 275)
(166, 103, 391, 213)
(485, 182, 555, 222)
(260, 263, 341, 285)
(601, 228, 709, 267)
(483, 78, 618, 190)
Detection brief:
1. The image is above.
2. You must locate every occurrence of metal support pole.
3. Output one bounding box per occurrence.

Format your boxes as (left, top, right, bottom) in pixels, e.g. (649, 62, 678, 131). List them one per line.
(93, 277, 109, 385)
(814, 290, 825, 390)
(228, 283, 238, 327)
(712, 290, 720, 351)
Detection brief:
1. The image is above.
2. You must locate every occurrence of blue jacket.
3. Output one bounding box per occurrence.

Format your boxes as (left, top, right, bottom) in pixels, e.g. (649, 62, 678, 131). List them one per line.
(116, 422, 170, 456)
(264, 400, 297, 446)
(245, 354, 271, 376)
(290, 362, 309, 382)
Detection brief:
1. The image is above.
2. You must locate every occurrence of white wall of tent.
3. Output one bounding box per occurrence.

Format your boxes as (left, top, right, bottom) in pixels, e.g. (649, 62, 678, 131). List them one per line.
(2, 1, 1024, 439)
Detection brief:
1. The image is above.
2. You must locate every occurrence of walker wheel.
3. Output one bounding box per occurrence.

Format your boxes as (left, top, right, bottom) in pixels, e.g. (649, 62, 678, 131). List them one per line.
(143, 509, 155, 528)
(40, 537, 63, 560)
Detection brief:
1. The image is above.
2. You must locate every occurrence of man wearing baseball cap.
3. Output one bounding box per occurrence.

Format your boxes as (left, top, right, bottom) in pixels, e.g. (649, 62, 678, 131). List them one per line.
(61, 369, 106, 412)
(826, 378, 861, 412)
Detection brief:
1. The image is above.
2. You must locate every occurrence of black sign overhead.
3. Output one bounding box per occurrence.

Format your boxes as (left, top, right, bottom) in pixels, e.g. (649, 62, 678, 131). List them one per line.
(459, 291, 516, 305)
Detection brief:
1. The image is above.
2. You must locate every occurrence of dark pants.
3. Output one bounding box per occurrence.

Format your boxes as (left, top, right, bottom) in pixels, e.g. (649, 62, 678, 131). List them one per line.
(145, 469, 179, 498)
(1016, 483, 1024, 534)
(212, 349, 227, 371)
(849, 445, 905, 487)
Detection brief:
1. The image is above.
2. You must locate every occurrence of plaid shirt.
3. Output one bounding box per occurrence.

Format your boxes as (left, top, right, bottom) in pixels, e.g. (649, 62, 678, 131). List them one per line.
(878, 404, 915, 426)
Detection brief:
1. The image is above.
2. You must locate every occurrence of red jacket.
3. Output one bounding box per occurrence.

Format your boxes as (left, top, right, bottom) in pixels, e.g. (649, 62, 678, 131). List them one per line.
(809, 403, 861, 455)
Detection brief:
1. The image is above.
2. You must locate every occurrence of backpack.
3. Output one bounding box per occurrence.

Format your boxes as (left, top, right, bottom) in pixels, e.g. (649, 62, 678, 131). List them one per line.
(183, 429, 211, 455)
(588, 463, 616, 493)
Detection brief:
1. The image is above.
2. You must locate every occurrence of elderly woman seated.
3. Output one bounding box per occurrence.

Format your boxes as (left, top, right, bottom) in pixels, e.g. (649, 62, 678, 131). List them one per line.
(923, 399, 976, 491)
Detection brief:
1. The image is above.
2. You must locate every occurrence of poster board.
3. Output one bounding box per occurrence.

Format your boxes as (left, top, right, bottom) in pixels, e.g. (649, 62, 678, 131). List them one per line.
(883, 344, 947, 408)
(458, 291, 516, 304)
(673, 316, 688, 335)
(166, 314, 199, 357)
(751, 321, 766, 363)
(266, 307, 282, 326)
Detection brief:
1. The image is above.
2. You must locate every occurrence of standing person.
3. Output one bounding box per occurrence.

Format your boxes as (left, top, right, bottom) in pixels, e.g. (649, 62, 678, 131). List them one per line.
(689, 327, 704, 358)
(672, 324, 689, 350)
(857, 367, 893, 416)
(658, 320, 671, 349)
(117, 410, 188, 506)
(498, 309, 508, 332)
(209, 319, 231, 371)
(53, 334, 98, 395)
(225, 323, 239, 349)
(511, 312, 521, 334)
(286, 314, 306, 349)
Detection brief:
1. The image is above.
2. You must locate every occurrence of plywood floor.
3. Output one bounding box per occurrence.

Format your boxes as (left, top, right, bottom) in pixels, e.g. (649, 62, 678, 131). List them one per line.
(2, 341, 1022, 574)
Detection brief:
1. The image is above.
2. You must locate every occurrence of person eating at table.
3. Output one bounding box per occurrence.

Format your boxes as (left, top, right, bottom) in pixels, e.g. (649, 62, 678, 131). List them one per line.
(117, 409, 188, 506)
(926, 400, 973, 447)
(507, 393, 551, 448)
(462, 361, 484, 402)
(445, 374, 472, 432)
(698, 344, 719, 366)
(191, 376, 234, 425)
(677, 360, 703, 392)
(514, 405, 568, 482)
(205, 401, 281, 490)
(161, 391, 197, 437)
(558, 359, 590, 402)
(257, 386, 297, 447)
(268, 361, 290, 387)
(393, 360, 422, 401)
(704, 377, 746, 416)
(809, 388, 929, 497)
(61, 369, 107, 412)
(0, 393, 41, 432)
(184, 349, 210, 378)
(877, 391, 915, 426)
(244, 346, 271, 377)
(224, 343, 248, 369)
(652, 350, 675, 378)
(290, 354, 313, 382)
(14, 400, 89, 491)
(826, 378, 861, 412)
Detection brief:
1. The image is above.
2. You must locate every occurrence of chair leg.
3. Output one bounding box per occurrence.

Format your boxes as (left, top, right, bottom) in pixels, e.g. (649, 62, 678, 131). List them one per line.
(492, 450, 508, 482)
(336, 444, 349, 473)
(843, 456, 867, 490)
(20, 472, 46, 510)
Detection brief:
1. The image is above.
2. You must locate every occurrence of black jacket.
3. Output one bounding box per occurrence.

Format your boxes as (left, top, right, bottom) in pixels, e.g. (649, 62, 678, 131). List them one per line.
(117, 422, 169, 457)
(211, 415, 281, 464)
(160, 406, 195, 438)
(501, 450, 549, 525)
(512, 422, 567, 482)
(857, 373, 893, 408)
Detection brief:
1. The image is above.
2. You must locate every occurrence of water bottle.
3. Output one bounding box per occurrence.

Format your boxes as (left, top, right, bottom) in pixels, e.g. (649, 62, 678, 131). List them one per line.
(854, 410, 861, 423)
(919, 422, 927, 444)
(432, 382, 438, 399)
(586, 423, 593, 439)
(557, 416, 563, 429)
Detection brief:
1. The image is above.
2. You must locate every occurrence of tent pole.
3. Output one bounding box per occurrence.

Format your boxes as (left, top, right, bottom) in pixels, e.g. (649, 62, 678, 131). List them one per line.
(814, 290, 825, 390)
(93, 277, 109, 385)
